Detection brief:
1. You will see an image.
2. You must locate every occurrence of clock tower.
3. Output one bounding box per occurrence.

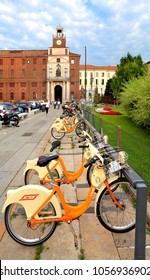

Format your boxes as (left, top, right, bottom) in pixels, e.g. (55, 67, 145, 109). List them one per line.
(53, 25, 66, 48)
(47, 25, 80, 103)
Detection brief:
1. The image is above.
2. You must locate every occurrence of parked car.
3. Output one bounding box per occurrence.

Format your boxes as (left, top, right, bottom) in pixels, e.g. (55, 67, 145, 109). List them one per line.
(0, 102, 20, 114)
(14, 102, 32, 113)
(0, 104, 19, 122)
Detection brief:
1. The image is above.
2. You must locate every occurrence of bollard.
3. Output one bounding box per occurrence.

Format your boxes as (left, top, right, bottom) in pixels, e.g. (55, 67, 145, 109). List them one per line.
(0, 121, 2, 129)
(134, 182, 147, 260)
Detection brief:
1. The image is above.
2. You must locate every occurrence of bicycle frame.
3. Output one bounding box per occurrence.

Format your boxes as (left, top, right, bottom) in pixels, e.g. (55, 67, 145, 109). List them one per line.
(2, 171, 119, 226)
(24, 141, 102, 185)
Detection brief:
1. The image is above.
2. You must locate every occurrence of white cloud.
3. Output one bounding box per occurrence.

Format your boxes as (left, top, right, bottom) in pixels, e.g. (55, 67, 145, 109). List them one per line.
(0, 0, 149, 64)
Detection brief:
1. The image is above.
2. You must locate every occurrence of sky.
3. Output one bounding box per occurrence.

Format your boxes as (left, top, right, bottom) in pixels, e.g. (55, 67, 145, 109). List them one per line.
(0, 0, 150, 66)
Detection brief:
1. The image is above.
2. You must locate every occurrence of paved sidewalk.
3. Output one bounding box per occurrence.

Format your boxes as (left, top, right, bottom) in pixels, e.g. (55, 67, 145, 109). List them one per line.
(0, 113, 150, 260)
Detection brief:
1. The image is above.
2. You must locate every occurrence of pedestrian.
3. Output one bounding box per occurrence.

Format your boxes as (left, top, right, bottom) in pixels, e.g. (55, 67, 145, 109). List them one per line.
(54, 100, 57, 109)
(45, 99, 50, 114)
(57, 100, 60, 109)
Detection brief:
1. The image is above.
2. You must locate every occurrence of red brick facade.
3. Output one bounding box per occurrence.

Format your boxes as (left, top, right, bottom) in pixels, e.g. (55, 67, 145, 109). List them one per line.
(0, 26, 81, 103)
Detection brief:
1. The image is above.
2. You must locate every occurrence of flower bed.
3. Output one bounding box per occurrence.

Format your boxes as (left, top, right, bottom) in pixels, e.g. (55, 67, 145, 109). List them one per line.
(95, 107, 121, 115)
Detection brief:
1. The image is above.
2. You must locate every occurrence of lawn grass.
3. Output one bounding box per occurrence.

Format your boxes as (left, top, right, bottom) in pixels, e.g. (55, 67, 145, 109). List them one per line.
(86, 105, 150, 193)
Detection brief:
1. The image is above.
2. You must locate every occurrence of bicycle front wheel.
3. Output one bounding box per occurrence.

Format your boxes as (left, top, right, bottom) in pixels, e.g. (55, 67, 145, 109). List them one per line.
(4, 202, 57, 246)
(51, 127, 65, 139)
(75, 121, 86, 137)
(24, 168, 60, 187)
(96, 178, 136, 233)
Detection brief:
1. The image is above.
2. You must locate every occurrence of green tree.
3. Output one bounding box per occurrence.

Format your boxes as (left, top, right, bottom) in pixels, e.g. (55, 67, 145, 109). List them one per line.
(120, 76, 150, 128)
(110, 52, 148, 102)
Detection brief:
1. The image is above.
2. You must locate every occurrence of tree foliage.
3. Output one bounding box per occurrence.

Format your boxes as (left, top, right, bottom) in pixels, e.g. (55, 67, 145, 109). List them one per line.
(120, 76, 150, 128)
(110, 52, 148, 102)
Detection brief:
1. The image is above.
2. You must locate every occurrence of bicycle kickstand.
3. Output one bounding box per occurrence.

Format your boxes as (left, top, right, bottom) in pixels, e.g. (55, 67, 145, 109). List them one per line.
(68, 221, 78, 250)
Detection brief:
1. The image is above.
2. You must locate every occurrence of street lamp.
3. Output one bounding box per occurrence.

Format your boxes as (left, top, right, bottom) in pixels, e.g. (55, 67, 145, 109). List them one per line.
(90, 73, 94, 102)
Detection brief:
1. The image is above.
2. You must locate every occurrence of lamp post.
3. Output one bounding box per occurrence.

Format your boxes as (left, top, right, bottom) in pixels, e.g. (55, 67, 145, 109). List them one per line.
(90, 73, 94, 102)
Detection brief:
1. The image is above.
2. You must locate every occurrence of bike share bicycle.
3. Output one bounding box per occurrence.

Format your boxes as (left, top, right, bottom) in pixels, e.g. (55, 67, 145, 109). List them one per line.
(2, 131, 135, 247)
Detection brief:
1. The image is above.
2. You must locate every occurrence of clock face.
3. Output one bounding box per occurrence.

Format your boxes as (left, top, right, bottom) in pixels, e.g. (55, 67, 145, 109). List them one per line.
(57, 40, 62, 45)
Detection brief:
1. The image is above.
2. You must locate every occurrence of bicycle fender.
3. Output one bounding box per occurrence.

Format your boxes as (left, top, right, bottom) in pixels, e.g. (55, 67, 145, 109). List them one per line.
(51, 123, 64, 130)
(24, 159, 62, 178)
(94, 175, 118, 216)
(2, 185, 62, 219)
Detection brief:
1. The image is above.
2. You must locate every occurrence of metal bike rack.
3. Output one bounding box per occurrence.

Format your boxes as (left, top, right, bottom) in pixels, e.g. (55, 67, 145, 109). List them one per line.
(83, 115, 148, 260)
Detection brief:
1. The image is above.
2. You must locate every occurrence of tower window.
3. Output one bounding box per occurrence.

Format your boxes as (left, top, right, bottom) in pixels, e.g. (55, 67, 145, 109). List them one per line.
(57, 58, 60, 63)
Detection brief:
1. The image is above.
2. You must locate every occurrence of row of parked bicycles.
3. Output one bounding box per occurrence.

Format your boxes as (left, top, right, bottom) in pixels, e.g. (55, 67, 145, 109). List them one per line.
(2, 103, 136, 248)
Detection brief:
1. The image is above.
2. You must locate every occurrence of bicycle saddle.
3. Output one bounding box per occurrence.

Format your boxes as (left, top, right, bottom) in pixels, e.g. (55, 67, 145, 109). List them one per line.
(50, 140, 61, 152)
(37, 155, 58, 167)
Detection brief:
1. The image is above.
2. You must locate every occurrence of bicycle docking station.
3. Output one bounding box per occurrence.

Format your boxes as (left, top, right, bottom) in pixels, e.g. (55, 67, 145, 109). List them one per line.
(83, 113, 148, 260)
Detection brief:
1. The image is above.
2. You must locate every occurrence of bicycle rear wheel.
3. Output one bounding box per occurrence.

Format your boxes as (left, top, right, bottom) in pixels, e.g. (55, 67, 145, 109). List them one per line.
(24, 168, 60, 187)
(51, 127, 65, 139)
(96, 178, 136, 233)
(4, 202, 57, 246)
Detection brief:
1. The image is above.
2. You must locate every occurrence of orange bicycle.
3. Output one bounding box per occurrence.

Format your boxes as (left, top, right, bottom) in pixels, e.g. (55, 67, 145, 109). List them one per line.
(2, 150, 135, 247)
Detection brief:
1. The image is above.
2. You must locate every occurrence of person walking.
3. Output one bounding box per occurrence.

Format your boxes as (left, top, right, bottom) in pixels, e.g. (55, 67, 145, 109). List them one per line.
(45, 99, 50, 114)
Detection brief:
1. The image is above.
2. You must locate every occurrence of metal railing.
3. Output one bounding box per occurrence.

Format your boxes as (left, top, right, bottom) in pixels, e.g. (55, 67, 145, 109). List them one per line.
(82, 110, 148, 260)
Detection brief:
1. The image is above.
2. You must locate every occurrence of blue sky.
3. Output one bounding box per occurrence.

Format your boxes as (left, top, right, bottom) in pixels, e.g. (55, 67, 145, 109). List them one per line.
(0, 0, 149, 66)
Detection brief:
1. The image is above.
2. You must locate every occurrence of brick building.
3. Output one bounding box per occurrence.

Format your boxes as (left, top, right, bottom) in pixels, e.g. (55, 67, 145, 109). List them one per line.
(0, 25, 116, 103)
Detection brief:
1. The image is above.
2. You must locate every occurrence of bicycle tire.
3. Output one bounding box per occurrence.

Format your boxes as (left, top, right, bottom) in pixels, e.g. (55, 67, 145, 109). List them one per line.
(75, 121, 86, 137)
(96, 178, 136, 233)
(4, 202, 57, 246)
(51, 127, 65, 140)
(24, 168, 60, 187)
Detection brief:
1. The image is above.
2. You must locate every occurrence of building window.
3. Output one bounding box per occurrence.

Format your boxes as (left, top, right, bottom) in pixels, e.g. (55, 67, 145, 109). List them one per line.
(22, 69, 25, 77)
(33, 69, 36, 78)
(43, 59, 46, 64)
(21, 82, 26, 87)
(80, 79, 82, 85)
(32, 82, 37, 87)
(11, 69, 14, 77)
(21, 92, 25, 100)
(0, 83, 4, 87)
(71, 82, 74, 86)
(96, 79, 98, 85)
(33, 92, 37, 99)
(49, 68, 52, 78)
(10, 83, 15, 87)
(71, 59, 74, 64)
(57, 58, 60, 63)
(96, 72, 99, 77)
(0, 70, 3, 77)
(42, 82, 46, 87)
(102, 72, 104, 77)
(42, 92, 46, 100)
(0, 92, 3, 99)
(22, 59, 25, 65)
(0, 59, 3, 65)
(10, 92, 14, 100)
(107, 73, 110, 78)
(33, 59, 36, 65)
(11, 59, 14, 65)
(42, 69, 46, 78)
(101, 79, 104, 85)
(80, 72, 82, 77)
